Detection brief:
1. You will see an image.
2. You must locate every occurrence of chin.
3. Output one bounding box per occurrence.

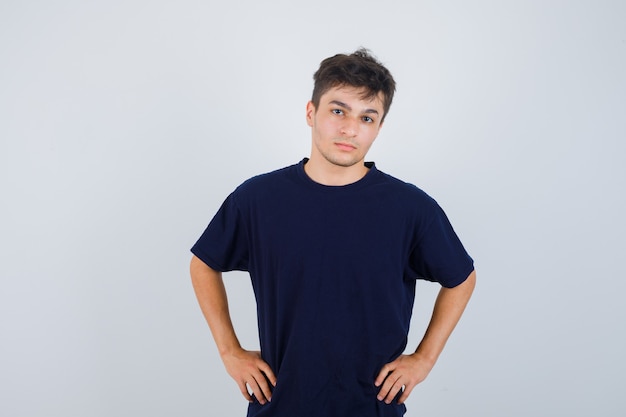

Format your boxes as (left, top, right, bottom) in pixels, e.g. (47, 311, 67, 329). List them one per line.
(327, 157, 361, 168)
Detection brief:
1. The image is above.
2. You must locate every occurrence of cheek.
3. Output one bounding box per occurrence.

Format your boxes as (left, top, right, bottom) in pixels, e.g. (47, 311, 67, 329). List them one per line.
(319, 119, 339, 135)
(362, 140, 375, 152)
(362, 127, 379, 142)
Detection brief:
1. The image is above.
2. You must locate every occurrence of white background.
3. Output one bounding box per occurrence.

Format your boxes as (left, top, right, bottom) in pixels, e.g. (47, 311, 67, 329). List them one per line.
(1, 1, 625, 416)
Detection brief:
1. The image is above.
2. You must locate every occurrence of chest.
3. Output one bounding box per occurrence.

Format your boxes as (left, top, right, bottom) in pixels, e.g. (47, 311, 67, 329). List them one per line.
(245, 189, 417, 272)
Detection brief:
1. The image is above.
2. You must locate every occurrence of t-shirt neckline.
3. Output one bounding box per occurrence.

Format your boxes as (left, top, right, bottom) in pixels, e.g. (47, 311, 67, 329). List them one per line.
(296, 158, 378, 192)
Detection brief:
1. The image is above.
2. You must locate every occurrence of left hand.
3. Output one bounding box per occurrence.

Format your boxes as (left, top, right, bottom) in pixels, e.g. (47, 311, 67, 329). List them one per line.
(374, 353, 435, 404)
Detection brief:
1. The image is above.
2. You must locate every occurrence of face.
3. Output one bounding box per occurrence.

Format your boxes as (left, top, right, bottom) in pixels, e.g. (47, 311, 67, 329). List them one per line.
(306, 85, 384, 170)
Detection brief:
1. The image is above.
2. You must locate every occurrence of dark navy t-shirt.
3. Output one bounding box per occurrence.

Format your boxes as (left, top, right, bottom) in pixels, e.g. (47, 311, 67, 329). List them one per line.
(191, 159, 474, 417)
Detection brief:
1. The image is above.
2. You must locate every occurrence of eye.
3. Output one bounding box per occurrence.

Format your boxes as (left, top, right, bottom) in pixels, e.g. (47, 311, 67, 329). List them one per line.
(332, 109, 343, 115)
(362, 116, 374, 123)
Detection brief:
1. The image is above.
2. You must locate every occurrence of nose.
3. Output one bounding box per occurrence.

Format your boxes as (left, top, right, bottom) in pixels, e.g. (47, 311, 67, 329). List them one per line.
(340, 118, 358, 137)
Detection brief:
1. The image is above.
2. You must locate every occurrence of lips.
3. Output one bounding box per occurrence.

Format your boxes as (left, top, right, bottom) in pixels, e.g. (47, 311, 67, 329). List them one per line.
(335, 142, 356, 151)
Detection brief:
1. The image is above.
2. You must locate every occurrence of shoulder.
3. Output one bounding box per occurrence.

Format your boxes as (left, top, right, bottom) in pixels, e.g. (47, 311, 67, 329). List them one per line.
(231, 162, 300, 200)
(373, 167, 439, 210)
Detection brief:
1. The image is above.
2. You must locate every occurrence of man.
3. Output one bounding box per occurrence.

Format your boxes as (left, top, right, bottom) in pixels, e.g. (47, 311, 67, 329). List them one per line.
(190, 48, 476, 417)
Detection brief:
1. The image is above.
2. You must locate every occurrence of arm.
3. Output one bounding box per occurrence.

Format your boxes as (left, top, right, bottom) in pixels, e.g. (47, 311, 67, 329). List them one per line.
(375, 269, 476, 404)
(190, 255, 276, 404)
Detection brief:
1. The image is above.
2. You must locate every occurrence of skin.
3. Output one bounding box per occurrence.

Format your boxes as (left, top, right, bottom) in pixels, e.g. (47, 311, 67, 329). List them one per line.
(374, 270, 476, 404)
(190, 84, 476, 406)
(304, 85, 384, 186)
(190, 256, 277, 405)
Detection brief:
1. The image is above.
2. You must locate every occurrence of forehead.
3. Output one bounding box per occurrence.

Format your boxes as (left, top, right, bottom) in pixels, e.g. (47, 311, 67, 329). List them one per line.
(320, 85, 384, 111)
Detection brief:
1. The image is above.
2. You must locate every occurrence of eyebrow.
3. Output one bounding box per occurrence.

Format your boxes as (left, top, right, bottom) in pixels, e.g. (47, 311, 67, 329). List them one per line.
(329, 100, 380, 115)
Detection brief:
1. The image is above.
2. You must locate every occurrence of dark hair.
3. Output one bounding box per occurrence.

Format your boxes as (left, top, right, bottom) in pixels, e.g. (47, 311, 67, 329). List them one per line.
(311, 48, 396, 122)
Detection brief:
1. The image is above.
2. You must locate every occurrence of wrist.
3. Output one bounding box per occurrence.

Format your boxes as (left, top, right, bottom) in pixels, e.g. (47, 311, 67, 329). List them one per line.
(218, 341, 243, 359)
(411, 349, 438, 368)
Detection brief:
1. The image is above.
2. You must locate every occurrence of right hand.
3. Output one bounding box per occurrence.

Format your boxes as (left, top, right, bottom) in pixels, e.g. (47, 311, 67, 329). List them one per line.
(221, 348, 277, 404)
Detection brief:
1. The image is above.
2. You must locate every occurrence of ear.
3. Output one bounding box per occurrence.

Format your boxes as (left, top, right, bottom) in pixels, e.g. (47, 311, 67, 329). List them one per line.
(305, 101, 316, 127)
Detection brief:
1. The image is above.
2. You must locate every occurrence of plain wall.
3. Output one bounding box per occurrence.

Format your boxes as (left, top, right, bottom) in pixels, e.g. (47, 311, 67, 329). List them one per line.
(1, 0, 625, 415)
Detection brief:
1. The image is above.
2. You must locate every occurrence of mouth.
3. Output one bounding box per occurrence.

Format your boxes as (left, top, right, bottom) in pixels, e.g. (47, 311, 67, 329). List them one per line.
(335, 142, 357, 151)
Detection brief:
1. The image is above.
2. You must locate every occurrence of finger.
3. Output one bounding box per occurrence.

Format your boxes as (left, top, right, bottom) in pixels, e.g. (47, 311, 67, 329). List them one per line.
(246, 377, 269, 405)
(250, 351, 277, 387)
(383, 381, 403, 404)
(253, 371, 274, 403)
(237, 380, 254, 402)
(258, 362, 277, 387)
(377, 372, 401, 402)
(374, 363, 393, 387)
(397, 383, 414, 404)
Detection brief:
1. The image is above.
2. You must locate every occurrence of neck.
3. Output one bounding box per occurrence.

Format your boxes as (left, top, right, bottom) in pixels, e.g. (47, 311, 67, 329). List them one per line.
(303, 156, 369, 186)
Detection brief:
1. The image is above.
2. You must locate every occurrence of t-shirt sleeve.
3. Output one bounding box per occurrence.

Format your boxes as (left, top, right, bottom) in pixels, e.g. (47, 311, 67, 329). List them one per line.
(409, 203, 474, 288)
(191, 192, 249, 272)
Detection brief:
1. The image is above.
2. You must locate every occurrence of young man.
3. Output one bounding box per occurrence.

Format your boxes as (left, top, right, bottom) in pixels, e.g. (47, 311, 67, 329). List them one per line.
(190, 49, 476, 417)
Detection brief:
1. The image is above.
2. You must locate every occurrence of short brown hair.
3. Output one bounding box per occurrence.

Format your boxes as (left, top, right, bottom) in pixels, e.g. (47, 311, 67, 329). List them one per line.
(311, 48, 396, 122)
